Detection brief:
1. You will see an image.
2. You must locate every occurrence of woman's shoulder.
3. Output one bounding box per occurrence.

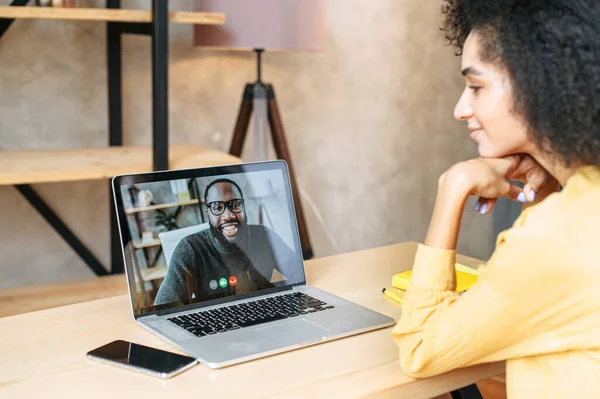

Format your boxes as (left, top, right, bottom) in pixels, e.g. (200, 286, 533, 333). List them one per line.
(494, 172, 600, 267)
(510, 166, 599, 222)
(524, 166, 600, 227)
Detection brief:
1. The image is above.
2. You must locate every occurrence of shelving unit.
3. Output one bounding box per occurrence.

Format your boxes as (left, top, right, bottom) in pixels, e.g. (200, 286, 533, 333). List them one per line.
(0, 1, 234, 278)
(123, 176, 205, 280)
(125, 198, 200, 215)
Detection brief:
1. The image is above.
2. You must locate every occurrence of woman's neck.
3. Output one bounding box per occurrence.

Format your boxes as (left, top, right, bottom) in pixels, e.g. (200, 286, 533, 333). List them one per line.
(529, 150, 582, 187)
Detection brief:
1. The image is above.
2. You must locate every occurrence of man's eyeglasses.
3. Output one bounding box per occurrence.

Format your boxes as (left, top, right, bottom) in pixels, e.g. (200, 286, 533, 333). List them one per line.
(206, 199, 245, 216)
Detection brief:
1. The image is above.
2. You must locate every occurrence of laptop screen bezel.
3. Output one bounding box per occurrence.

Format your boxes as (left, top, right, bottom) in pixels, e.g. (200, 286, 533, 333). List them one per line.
(111, 160, 307, 320)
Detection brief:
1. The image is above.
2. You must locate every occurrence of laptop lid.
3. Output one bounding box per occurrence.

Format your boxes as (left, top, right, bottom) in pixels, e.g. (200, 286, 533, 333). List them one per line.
(112, 160, 306, 319)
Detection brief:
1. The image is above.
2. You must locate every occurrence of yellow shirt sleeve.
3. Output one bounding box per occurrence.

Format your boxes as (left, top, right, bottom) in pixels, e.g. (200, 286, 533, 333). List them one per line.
(391, 214, 600, 378)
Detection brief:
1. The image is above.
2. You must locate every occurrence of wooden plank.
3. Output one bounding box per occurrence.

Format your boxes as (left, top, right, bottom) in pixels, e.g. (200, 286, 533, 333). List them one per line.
(0, 275, 127, 318)
(0, 6, 153, 22)
(126, 199, 199, 215)
(0, 6, 225, 24)
(140, 266, 168, 281)
(169, 11, 225, 25)
(0, 145, 241, 185)
(131, 239, 161, 250)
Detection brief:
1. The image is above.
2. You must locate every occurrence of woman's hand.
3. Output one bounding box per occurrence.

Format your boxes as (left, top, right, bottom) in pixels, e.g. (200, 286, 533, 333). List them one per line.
(503, 154, 560, 209)
(424, 155, 556, 250)
(458, 155, 559, 214)
(439, 155, 523, 214)
(424, 156, 519, 249)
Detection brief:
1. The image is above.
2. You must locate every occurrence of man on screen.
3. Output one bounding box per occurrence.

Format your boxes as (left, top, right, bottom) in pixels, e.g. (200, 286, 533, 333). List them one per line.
(154, 178, 301, 306)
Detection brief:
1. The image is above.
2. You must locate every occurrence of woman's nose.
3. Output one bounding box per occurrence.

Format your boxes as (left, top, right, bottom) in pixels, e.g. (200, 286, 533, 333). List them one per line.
(453, 89, 473, 121)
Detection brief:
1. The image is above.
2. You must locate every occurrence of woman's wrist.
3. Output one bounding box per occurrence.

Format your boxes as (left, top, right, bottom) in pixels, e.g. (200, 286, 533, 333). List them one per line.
(424, 173, 471, 250)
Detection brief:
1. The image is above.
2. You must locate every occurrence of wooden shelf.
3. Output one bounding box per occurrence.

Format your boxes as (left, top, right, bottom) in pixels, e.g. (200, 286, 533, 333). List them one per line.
(140, 266, 168, 281)
(126, 199, 200, 215)
(169, 11, 225, 25)
(0, 6, 225, 25)
(0, 145, 240, 186)
(132, 238, 161, 250)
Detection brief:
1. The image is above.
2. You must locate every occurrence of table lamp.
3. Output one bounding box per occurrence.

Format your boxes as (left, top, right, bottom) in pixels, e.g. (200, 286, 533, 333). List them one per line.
(194, 0, 326, 260)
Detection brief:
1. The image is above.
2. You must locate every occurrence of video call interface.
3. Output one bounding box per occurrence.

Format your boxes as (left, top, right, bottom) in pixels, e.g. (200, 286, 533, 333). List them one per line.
(119, 169, 304, 315)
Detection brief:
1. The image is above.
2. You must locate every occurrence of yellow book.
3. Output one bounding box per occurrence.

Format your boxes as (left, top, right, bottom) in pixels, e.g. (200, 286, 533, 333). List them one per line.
(392, 263, 478, 293)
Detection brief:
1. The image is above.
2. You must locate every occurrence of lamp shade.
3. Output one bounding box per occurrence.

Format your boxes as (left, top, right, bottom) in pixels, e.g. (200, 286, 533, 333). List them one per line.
(194, 0, 326, 51)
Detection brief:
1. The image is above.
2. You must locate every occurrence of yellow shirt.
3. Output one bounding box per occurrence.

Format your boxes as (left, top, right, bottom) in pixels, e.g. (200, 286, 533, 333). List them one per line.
(392, 166, 600, 399)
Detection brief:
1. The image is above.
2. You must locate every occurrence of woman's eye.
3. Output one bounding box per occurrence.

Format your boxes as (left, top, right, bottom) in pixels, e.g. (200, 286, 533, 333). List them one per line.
(468, 85, 481, 93)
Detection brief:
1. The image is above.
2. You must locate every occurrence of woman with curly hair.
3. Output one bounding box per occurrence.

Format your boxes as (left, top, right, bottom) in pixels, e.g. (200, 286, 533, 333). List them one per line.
(392, 0, 600, 397)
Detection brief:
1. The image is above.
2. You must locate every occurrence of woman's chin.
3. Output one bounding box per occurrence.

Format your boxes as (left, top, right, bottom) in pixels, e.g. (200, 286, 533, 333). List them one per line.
(477, 144, 511, 158)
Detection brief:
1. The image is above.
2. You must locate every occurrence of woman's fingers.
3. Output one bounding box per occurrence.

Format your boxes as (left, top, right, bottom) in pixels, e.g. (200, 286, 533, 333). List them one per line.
(482, 198, 497, 214)
(508, 154, 558, 203)
(475, 182, 520, 215)
(474, 197, 483, 212)
(522, 183, 536, 202)
(474, 197, 497, 215)
(504, 182, 524, 201)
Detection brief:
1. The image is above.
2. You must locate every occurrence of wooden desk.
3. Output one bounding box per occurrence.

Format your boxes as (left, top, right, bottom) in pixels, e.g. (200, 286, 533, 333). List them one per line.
(0, 242, 504, 399)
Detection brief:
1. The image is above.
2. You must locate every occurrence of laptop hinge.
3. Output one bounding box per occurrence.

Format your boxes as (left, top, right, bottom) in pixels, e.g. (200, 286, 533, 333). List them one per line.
(138, 283, 302, 319)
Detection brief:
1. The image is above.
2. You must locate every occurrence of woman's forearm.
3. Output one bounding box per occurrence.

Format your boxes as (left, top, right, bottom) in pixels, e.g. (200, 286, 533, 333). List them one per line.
(424, 175, 471, 250)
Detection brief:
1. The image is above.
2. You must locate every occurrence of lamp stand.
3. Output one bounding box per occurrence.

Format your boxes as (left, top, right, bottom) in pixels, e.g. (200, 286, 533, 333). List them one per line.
(229, 49, 313, 260)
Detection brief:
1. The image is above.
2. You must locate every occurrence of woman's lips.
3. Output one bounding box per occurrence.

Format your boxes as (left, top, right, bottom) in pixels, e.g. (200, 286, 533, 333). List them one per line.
(469, 129, 483, 141)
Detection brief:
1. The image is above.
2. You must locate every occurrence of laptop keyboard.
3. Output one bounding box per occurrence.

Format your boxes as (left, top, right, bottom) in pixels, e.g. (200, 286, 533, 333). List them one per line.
(167, 292, 335, 338)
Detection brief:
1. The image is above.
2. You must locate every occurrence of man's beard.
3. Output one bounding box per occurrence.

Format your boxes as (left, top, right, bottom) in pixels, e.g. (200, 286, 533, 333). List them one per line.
(209, 217, 247, 247)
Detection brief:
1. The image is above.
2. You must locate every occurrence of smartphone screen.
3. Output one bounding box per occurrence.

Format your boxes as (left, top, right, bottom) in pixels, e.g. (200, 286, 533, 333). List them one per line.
(87, 340, 197, 378)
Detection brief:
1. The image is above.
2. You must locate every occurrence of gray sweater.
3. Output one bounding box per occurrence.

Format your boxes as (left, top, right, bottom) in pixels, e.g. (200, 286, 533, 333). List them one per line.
(154, 225, 301, 306)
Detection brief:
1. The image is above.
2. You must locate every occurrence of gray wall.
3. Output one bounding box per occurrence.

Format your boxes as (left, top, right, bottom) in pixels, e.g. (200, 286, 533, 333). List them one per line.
(0, 0, 496, 288)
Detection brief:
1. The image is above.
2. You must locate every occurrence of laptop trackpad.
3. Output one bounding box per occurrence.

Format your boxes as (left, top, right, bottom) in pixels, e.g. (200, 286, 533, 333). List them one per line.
(216, 320, 330, 360)
(254, 320, 329, 345)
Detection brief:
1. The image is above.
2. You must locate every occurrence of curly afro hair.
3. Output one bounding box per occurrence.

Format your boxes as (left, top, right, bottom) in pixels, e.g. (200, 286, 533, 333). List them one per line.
(441, 0, 600, 167)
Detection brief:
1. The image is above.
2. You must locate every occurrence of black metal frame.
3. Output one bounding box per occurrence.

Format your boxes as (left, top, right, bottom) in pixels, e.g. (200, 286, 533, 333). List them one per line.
(0, 0, 28, 38)
(450, 384, 484, 399)
(0, 0, 170, 275)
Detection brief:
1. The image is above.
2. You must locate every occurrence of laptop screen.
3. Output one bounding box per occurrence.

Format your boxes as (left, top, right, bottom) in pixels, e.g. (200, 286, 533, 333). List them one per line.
(112, 161, 305, 317)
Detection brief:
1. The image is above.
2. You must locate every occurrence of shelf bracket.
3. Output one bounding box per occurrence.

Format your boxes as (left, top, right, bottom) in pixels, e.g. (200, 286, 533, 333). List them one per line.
(15, 185, 109, 277)
(0, 0, 29, 40)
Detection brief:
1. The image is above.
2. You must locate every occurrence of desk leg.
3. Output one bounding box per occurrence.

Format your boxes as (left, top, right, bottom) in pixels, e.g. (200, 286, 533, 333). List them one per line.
(450, 384, 483, 399)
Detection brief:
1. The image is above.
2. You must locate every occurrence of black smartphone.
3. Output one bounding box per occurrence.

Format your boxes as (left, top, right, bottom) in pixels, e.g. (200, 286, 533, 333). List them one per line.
(86, 340, 197, 378)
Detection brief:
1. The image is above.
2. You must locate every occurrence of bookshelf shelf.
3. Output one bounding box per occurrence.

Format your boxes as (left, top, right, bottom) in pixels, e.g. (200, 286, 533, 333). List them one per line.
(125, 199, 200, 215)
(132, 238, 161, 250)
(0, 6, 225, 25)
(0, 145, 240, 186)
(140, 266, 168, 281)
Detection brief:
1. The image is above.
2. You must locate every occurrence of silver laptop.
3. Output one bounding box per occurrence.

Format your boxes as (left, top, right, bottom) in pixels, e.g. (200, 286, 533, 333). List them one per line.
(112, 160, 394, 369)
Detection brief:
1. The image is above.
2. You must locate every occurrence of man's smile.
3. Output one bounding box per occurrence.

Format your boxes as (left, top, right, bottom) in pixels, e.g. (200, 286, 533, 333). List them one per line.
(219, 221, 239, 237)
